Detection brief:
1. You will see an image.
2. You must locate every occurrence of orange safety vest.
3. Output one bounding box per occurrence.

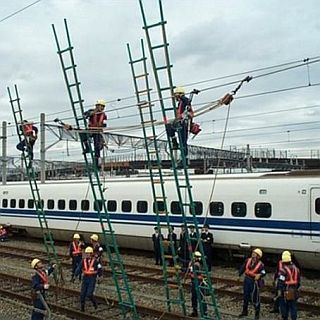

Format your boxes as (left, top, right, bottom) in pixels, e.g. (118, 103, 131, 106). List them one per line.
(83, 258, 97, 276)
(245, 258, 262, 278)
(23, 123, 33, 136)
(177, 100, 193, 119)
(190, 261, 204, 281)
(284, 265, 299, 286)
(0, 229, 7, 236)
(72, 241, 81, 256)
(36, 270, 49, 285)
(89, 112, 106, 128)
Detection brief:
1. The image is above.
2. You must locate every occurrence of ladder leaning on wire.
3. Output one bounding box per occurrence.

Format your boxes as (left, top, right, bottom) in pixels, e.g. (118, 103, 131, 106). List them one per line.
(51, 19, 140, 320)
(139, 0, 221, 318)
(127, 39, 187, 315)
(7, 84, 63, 285)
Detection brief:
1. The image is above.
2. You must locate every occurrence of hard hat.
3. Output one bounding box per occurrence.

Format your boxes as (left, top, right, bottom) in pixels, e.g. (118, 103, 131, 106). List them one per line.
(282, 254, 292, 263)
(174, 87, 185, 95)
(73, 233, 80, 239)
(282, 251, 292, 262)
(253, 248, 263, 258)
(85, 247, 93, 254)
(0, 225, 2, 229)
(90, 234, 99, 241)
(194, 251, 202, 258)
(95, 99, 106, 107)
(31, 258, 41, 269)
(282, 250, 291, 257)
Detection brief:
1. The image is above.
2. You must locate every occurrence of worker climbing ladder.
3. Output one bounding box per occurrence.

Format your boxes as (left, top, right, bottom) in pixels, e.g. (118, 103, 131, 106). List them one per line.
(139, 1, 221, 319)
(51, 19, 139, 320)
(127, 39, 186, 315)
(7, 84, 62, 283)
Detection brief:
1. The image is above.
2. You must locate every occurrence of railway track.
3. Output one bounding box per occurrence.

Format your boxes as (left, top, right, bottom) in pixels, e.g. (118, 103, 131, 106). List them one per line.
(0, 243, 319, 317)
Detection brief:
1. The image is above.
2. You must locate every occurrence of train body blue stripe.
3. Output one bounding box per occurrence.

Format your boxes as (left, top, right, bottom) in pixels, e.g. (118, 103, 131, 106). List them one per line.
(1, 208, 319, 236)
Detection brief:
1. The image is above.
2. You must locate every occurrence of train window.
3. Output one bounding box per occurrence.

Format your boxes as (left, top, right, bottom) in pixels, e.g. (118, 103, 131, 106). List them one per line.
(19, 199, 25, 208)
(190, 201, 203, 215)
(94, 200, 105, 212)
(137, 201, 148, 213)
(315, 198, 320, 215)
(28, 199, 34, 209)
(2, 199, 8, 208)
(107, 200, 117, 212)
(171, 201, 182, 215)
(58, 200, 65, 210)
(255, 202, 272, 218)
(231, 202, 247, 217)
(153, 201, 165, 213)
(47, 199, 54, 210)
(10, 199, 16, 208)
(122, 200, 132, 213)
(209, 202, 224, 216)
(69, 200, 77, 211)
(81, 200, 89, 211)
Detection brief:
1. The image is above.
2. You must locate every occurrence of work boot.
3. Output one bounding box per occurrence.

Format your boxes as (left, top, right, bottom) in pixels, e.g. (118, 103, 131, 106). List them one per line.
(270, 308, 279, 314)
(254, 310, 260, 320)
(93, 300, 98, 309)
(238, 310, 248, 318)
(189, 310, 198, 317)
(81, 303, 85, 312)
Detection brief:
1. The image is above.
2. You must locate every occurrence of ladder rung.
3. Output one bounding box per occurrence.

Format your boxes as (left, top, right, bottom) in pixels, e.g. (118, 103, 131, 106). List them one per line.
(58, 46, 73, 54)
(151, 43, 168, 50)
(164, 255, 173, 259)
(130, 57, 146, 64)
(120, 302, 135, 308)
(143, 21, 166, 29)
(160, 86, 172, 92)
(168, 284, 179, 289)
(64, 65, 76, 71)
(136, 88, 151, 95)
(156, 65, 171, 71)
(142, 120, 156, 125)
(155, 196, 166, 200)
(73, 100, 83, 105)
(134, 73, 148, 79)
(152, 179, 162, 184)
(138, 103, 154, 109)
(68, 82, 81, 88)
(164, 107, 174, 112)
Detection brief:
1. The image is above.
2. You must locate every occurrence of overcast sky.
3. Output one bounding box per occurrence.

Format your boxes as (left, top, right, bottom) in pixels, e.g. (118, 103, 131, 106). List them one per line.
(0, 0, 319, 162)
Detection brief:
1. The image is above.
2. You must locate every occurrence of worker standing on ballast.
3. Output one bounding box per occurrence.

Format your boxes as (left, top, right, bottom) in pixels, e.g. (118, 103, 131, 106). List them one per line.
(75, 246, 102, 312)
(83, 99, 107, 169)
(69, 233, 84, 282)
(31, 258, 56, 320)
(90, 234, 104, 262)
(238, 248, 266, 320)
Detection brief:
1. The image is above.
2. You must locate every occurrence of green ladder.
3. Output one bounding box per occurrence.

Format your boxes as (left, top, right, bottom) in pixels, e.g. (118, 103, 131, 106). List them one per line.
(7, 84, 62, 284)
(127, 39, 186, 315)
(51, 19, 139, 320)
(139, 1, 221, 319)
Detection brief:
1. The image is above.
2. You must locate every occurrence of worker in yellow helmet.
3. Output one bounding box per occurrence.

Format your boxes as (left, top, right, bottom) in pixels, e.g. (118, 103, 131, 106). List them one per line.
(69, 233, 84, 282)
(82, 99, 107, 169)
(0, 225, 8, 242)
(165, 86, 194, 169)
(74, 246, 103, 312)
(31, 258, 56, 320)
(238, 248, 266, 319)
(90, 234, 104, 262)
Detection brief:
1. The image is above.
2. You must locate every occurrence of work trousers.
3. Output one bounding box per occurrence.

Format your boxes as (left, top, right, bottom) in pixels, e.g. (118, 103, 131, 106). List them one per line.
(71, 255, 82, 279)
(279, 297, 297, 320)
(166, 120, 189, 157)
(203, 246, 212, 271)
(242, 276, 260, 313)
(80, 275, 97, 306)
(154, 245, 162, 265)
(16, 137, 36, 160)
(31, 296, 46, 320)
(191, 281, 207, 315)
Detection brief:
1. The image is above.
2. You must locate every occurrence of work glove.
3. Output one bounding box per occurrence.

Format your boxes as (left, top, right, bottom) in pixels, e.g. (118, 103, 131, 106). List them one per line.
(43, 284, 49, 290)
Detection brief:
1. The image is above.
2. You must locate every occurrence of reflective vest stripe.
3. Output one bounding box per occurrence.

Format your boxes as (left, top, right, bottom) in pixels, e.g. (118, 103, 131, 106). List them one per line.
(245, 258, 262, 278)
(72, 241, 81, 255)
(89, 113, 106, 127)
(284, 265, 298, 285)
(36, 270, 49, 284)
(83, 258, 97, 275)
(23, 124, 33, 135)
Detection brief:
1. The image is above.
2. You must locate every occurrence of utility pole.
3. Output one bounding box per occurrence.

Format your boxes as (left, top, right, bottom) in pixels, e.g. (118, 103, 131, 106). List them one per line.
(1, 121, 7, 185)
(246, 144, 252, 172)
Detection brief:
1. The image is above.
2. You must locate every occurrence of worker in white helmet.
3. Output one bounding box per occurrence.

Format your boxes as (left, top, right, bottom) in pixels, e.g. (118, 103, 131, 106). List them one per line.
(30, 258, 56, 320)
(82, 99, 107, 169)
(238, 248, 266, 320)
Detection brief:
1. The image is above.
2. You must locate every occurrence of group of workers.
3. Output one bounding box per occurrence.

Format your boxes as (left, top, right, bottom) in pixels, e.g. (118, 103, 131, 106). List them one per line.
(152, 225, 300, 319)
(239, 248, 300, 320)
(30, 233, 103, 319)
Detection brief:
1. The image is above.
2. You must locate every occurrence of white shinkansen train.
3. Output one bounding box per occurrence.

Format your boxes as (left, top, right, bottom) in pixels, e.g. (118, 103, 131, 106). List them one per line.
(0, 170, 320, 269)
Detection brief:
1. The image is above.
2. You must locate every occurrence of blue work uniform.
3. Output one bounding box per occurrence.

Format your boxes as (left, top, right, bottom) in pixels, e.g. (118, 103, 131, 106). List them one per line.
(239, 257, 266, 319)
(278, 263, 300, 320)
(31, 266, 54, 320)
(75, 257, 102, 311)
(152, 232, 164, 265)
(69, 240, 83, 280)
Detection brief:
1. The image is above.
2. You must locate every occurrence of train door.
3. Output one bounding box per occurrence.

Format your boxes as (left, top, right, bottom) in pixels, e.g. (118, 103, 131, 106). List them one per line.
(310, 188, 320, 241)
